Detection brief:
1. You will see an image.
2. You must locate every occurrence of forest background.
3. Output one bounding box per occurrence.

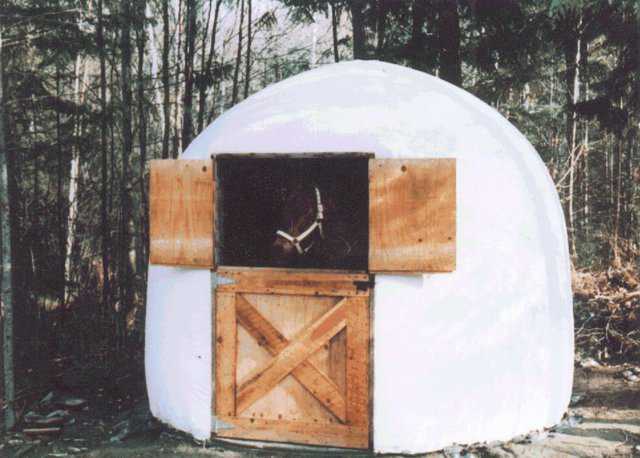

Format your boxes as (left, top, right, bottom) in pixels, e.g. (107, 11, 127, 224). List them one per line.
(0, 0, 639, 431)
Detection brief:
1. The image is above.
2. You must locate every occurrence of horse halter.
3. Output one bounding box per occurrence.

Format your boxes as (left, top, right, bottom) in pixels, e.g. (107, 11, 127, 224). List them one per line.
(276, 187, 325, 255)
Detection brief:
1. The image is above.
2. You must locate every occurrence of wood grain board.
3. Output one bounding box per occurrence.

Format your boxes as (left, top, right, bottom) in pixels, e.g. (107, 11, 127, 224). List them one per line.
(369, 158, 456, 272)
(149, 159, 214, 267)
(217, 267, 370, 297)
(214, 416, 369, 449)
(345, 296, 370, 428)
(217, 267, 369, 282)
(215, 292, 236, 418)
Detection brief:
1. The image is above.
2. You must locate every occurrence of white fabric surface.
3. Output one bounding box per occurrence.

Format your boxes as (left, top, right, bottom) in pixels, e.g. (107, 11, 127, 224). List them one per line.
(145, 266, 211, 440)
(145, 60, 573, 453)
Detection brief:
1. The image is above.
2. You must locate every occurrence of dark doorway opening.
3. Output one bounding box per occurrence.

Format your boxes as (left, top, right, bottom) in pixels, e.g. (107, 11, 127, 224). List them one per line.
(216, 155, 369, 270)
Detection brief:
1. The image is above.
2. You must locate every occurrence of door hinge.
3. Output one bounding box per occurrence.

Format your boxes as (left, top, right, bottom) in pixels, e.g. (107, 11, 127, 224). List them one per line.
(354, 276, 375, 291)
(211, 415, 235, 433)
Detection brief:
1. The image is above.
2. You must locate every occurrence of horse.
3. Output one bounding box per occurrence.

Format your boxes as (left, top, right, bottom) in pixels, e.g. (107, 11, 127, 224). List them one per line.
(270, 181, 366, 269)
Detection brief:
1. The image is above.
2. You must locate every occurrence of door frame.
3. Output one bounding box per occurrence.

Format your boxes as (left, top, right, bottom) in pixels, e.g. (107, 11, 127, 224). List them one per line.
(212, 268, 373, 449)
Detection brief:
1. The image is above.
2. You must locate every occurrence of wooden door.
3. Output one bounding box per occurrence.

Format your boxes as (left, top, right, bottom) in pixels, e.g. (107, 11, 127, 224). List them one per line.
(213, 269, 371, 449)
(369, 158, 456, 273)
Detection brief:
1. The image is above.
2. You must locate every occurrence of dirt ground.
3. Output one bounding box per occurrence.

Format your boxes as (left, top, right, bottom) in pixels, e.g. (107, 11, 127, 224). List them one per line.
(1, 365, 639, 458)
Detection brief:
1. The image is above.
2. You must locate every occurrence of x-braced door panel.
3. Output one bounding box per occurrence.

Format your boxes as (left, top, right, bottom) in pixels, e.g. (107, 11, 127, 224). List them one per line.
(214, 271, 371, 449)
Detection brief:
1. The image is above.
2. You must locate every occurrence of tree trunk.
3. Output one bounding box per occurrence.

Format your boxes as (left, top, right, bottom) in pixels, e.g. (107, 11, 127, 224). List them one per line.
(606, 134, 613, 209)
(136, 0, 149, 271)
(109, 63, 117, 217)
(376, 0, 388, 58)
(624, 131, 636, 240)
(612, 133, 622, 266)
(161, 0, 171, 159)
(244, 0, 252, 98)
(408, 0, 427, 70)
(181, 0, 197, 146)
(581, 52, 589, 240)
(28, 96, 39, 309)
(147, 3, 162, 145)
(331, 2, 340, 62)
(55, 66, 65, 309)
(622, 130, 633, 240)
(310, 23, 317, 68)
(583, 117, 589, 237)
(173, 0, 183, 156)
(97, 0, 111, 330)
(197, 0, 214, 132)
(562, 14, 581, 259)
(63, 55, 86, 305)
(0, 23, 16, 432)
(437, 0, 461, 86)
(350, 0, 366, 59)
(201, 0, 222, 126)
(232, 0, 245, 105)
(119, 0, 134, 346)
(209, 34, 226, 123)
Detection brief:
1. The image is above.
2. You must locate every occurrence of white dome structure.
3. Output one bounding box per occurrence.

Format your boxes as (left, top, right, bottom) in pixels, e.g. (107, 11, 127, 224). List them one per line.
(145, 60, 573, 454)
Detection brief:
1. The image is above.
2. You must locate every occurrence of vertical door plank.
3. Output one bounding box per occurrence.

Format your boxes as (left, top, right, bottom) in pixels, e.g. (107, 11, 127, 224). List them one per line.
(149, 159, 215, 267)
(328, 329, 347, 395)
(369, 158, 456, 272)
(215, 292, 237, 417)
(345, 296, 370, 430)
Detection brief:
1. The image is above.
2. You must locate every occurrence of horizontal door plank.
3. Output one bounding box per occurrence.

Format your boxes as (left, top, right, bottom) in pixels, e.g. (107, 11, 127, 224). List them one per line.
(215, 416, 369, 449)
(217, 268, 371, 297)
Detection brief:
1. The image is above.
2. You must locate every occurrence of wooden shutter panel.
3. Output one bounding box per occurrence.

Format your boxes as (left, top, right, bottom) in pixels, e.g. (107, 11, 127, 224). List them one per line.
(369, 158, 456, 273)
(149, 159, 215, 267)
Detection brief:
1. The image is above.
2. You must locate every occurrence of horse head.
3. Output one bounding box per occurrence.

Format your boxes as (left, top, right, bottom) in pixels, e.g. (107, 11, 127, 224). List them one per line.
(271, 183, 331, 264)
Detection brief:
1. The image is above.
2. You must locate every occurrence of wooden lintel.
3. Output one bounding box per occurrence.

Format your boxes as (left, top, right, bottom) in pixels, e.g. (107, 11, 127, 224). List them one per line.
(217, 266, 369, 282)
(216, 267, 371, 297)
